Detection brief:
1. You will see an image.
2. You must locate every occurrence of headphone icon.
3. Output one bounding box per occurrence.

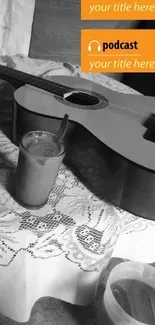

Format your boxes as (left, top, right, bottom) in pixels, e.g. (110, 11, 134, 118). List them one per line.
(88, 40, 101, 52)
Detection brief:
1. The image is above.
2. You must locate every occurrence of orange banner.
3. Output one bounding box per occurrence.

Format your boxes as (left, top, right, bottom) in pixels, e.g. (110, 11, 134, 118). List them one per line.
(81, 29, 155, 73)
(81, 0, 155, 20)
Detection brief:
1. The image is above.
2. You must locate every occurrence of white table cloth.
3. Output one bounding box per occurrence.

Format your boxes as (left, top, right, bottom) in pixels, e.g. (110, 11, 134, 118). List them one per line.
(0, 1, 154, 323)
(0, 55, 155, 323)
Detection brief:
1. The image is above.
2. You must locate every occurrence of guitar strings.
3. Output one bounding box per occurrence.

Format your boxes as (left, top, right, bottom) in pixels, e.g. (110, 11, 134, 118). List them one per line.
(105, 101, 150, 120)
(1, 65, 155, 122)
(39, 79, 155, 121)
(38, 78, 153, 121)
(37, 79, 155, 122)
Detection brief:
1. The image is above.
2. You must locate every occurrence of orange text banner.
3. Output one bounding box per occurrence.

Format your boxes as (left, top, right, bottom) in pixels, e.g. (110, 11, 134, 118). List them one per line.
(81, 29, 155, 73)
(81, 0, 155, 20)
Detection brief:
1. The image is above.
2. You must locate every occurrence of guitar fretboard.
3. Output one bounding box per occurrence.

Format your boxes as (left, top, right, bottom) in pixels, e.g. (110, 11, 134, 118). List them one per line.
(0, 64, 73, 97)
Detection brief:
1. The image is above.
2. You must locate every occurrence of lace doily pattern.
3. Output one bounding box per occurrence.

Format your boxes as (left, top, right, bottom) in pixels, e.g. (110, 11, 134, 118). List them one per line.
(0, 131, 128, 271)
(0, 55, 154, 272)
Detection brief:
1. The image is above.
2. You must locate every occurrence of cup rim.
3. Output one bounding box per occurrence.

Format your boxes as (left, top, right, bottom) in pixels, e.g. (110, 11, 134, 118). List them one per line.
(20, 130, 65, 159)
(103, 261, 155, 325)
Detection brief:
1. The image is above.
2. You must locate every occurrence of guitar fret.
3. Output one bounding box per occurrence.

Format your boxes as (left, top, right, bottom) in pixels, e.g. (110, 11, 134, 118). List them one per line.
(0, 65, 73, 97)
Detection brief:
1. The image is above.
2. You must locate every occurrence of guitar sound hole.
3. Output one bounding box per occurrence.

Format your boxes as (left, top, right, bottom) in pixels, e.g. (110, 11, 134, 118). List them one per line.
(55, 89, 108, 110)
(65, 91, 100, 106)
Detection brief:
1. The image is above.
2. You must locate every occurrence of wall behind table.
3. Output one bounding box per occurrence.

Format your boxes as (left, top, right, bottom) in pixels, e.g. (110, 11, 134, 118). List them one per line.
(122, 20, 155, 95)
(29, 0, 139, 81)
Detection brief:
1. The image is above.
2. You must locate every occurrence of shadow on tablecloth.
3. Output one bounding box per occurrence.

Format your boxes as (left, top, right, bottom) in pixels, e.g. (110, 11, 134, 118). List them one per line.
(0, 80, 126, 211)
(0, 82, 14, 141)
(64, 123, 127, 209)
(1, 257, 154, 325)
(0, 257, 124, 325)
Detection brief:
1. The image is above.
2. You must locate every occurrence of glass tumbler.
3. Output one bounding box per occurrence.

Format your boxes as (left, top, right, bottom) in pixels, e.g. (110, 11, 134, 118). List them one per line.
(15, 130, 65, 209)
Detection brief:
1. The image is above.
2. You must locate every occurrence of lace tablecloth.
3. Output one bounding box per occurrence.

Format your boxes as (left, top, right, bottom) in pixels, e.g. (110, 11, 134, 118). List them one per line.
(0, 55, 155, 323)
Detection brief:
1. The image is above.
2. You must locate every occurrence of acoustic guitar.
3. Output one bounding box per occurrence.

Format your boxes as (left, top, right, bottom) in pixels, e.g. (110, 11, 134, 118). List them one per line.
(1, 64, 155, 220)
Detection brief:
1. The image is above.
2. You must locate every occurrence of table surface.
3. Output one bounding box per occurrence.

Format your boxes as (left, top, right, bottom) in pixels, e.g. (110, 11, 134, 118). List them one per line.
(0, 55, 155, 324)
(0, 2, 154, 324)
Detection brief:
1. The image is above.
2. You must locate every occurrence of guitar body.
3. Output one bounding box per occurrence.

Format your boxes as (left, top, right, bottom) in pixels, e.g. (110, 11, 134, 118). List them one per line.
(1, 63, 155, 220)
(11, 75, 155, 221)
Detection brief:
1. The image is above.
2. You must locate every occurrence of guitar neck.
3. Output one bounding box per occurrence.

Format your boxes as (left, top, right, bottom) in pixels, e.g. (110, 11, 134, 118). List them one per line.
(0, 64, 72, 97)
